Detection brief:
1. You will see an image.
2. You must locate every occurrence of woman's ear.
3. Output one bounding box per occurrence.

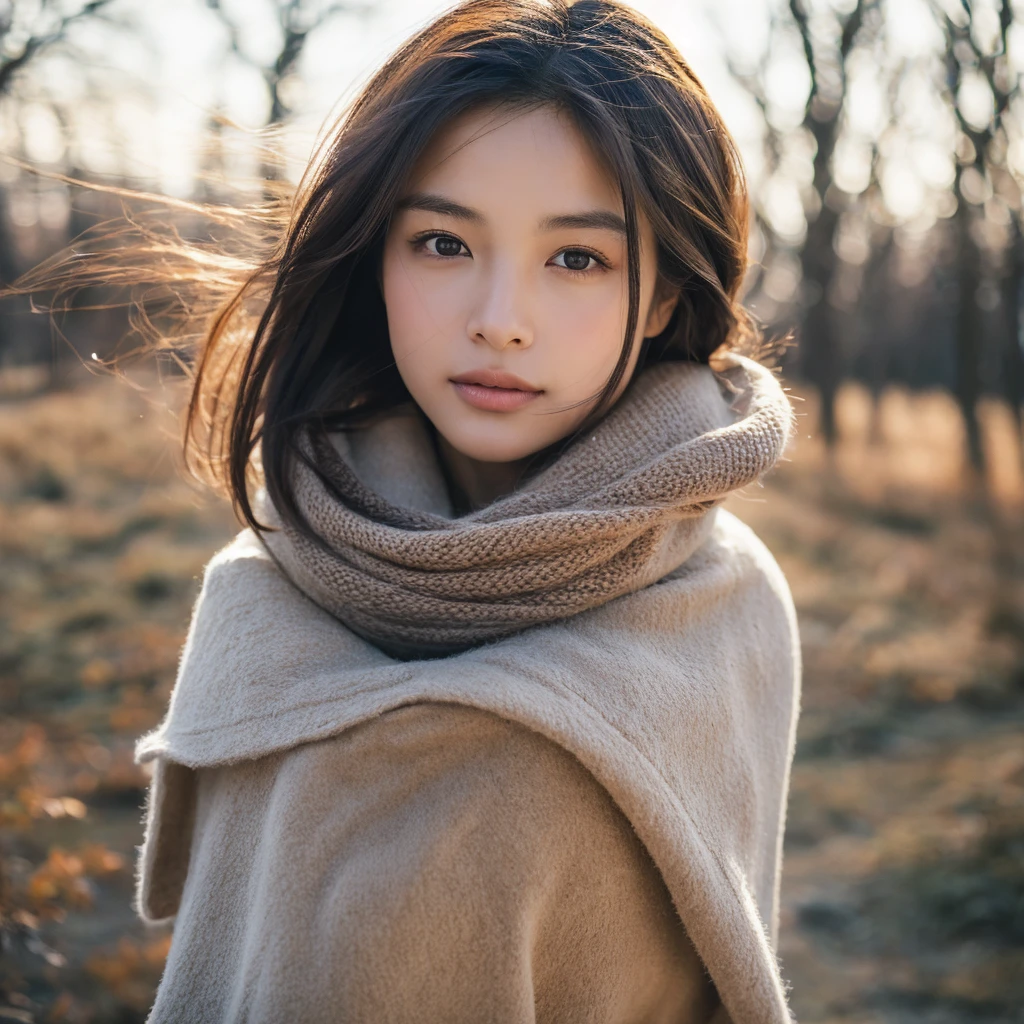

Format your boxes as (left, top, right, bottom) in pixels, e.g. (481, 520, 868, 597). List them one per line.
(643, 283, 679, 339)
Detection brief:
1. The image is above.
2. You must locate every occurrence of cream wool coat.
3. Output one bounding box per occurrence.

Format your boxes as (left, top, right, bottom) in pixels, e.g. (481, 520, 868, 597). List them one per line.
(134, 360, 802, 1024)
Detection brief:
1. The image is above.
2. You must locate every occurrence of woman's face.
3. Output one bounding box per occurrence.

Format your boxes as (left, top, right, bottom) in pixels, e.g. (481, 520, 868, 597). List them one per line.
(381, 103, 677, 465)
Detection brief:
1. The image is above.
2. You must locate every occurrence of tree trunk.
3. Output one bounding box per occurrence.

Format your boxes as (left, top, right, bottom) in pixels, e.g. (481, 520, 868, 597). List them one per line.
(800, 199, 841, 445)
(1003, 212, 1024, 474)
(955, 197, 985, 477)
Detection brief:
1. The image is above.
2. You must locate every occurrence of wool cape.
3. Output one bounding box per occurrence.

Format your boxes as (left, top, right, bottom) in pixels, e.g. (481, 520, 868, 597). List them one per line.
(134, 352, 802, 1024)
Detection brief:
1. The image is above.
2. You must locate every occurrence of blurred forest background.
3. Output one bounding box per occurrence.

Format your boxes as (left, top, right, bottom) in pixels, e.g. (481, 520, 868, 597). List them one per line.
(1, 0, 1023, 1021)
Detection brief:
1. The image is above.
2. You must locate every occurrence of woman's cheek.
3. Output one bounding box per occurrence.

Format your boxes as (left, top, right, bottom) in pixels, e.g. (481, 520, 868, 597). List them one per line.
(541, 286, 627, 388)
(385, 265, 462, 368)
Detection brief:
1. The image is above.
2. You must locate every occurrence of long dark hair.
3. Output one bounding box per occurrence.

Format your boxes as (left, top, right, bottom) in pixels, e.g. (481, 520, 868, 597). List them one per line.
(14, 0, 759, 536)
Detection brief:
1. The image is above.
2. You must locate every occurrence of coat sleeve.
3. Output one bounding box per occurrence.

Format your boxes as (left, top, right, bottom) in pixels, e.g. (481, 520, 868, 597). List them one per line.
(146, 703, 720, 1024)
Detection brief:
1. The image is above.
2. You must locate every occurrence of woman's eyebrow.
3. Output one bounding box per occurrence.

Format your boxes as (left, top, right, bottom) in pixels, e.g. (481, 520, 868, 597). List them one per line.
(396, 192, 483, 222)
(540, 211, 627, 235)
(396, 192, 627, 235)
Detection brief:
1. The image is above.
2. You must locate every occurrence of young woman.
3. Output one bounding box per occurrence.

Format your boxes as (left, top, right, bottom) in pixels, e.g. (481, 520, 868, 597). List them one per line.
(33, 0, 802, 1020)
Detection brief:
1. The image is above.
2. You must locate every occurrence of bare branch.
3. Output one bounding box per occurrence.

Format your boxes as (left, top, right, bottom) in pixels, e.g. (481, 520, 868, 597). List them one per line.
(206, 0, 365, 125)
(839, 0, 872, 61)
(0, 0, 116, 96)
(789, 0, 816, 112)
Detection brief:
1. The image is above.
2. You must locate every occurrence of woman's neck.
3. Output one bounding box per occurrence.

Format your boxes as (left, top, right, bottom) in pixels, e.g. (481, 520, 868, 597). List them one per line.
(435, 432, 532, 513)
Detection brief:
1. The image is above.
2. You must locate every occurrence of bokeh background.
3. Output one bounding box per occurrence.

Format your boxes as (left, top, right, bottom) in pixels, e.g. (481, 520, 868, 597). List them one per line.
(1, 0, 1023, 1021)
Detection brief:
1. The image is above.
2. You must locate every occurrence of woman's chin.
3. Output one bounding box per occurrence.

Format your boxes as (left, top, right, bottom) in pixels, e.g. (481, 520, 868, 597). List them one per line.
(436, 425, 551, 467)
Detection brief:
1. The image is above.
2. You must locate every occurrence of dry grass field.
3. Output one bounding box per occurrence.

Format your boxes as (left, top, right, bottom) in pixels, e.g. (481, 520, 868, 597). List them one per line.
(1, 366, 1022, 1023)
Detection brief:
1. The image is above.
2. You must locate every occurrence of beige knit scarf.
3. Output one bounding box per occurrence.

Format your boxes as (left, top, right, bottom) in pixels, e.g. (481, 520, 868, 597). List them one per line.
(257, 352, 793, 659)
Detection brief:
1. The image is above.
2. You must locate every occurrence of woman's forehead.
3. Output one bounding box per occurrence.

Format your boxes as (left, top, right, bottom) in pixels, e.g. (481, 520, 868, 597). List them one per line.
(403, 103, 624, 215)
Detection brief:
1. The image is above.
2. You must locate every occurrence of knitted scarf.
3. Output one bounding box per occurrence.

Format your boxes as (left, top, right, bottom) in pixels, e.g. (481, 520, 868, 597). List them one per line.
(257, 351, 793, 659)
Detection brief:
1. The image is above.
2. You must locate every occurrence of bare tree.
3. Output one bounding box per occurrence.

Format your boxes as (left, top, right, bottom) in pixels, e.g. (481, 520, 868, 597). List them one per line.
(206, 0, 367, 129)
(932, 0, 1023, 476)
(789, 0, 881, 445)
(0, 1, 113, 284)
(0, 0, 113, 95)
(725, 0, 882, 446)
(0, 0, 124, 379)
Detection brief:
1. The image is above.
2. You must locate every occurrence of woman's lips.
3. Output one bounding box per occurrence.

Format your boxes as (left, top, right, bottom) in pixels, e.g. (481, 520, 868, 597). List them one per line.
(451, 381, 542, 412)
(449, 369, 543, 412)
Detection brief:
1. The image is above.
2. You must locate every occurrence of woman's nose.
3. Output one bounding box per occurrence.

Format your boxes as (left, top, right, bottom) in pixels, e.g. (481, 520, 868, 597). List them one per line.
(465, 264, 534, 351)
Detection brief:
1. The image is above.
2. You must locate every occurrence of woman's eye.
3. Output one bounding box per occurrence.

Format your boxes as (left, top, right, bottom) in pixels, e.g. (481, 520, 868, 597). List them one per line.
(423, 234, 466, 258)
(553, 249, 599, 273)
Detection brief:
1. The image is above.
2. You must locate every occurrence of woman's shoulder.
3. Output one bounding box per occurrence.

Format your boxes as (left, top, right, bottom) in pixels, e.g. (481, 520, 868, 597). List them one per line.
(714, 508, 794, 601)
(661, 508, 795, 614)
(196, 527, 278, 590)
(185, 527, 290, 624)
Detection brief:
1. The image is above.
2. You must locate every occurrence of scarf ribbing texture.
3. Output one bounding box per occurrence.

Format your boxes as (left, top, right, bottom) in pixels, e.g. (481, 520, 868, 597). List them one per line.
(257, 352, 793, 659)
